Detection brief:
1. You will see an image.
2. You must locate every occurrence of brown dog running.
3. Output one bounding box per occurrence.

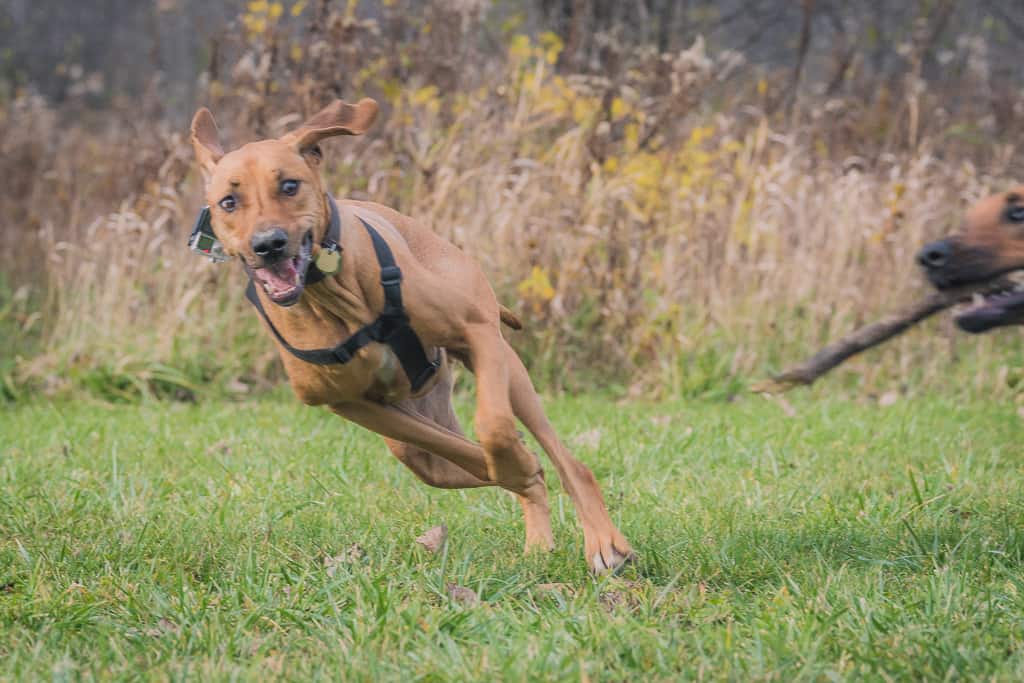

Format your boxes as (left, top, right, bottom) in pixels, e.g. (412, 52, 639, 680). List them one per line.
(918, 186, 1024, 332)
(189, 98, 633, 573)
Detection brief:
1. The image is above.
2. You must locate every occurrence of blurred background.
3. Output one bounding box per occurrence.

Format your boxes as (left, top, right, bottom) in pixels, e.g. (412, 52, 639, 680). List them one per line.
(2, 0, 1024, 402)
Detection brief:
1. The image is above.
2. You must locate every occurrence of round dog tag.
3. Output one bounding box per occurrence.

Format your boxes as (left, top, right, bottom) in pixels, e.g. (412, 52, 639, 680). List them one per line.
(316, 245, 341, 275)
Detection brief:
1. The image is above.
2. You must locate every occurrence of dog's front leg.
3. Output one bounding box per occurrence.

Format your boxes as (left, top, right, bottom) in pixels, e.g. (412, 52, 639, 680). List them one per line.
(330, 400, 494, 483)
(333, 395, 553, 554)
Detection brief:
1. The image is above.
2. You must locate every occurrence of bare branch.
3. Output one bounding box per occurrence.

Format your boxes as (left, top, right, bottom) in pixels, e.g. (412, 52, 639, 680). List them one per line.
(751, 287, 976, 394)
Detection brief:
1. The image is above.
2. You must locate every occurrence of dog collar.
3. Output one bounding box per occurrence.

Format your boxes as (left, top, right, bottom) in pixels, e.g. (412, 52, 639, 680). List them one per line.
(305, 194, 343, 285)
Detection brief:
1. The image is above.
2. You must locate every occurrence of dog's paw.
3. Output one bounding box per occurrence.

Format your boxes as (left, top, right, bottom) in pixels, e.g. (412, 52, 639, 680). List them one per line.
(587, 532, 636, 574)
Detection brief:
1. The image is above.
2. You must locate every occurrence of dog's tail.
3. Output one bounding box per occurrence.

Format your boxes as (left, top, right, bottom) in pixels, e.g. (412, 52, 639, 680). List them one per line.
(500, 305, 523, 331)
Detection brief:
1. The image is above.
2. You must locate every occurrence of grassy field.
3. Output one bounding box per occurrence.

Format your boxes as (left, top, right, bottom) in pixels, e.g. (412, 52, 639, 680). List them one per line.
(2, 390, 1023, 681)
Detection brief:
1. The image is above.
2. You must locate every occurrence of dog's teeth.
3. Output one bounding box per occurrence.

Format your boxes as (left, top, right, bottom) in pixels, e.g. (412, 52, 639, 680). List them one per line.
(973, 293, 985, 306)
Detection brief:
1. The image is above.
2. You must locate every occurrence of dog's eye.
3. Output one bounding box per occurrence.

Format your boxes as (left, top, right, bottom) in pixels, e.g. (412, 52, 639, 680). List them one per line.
(280, 179, 300, 196)
(1007, 206, 1024, 224)
(218, 195, 237, 212)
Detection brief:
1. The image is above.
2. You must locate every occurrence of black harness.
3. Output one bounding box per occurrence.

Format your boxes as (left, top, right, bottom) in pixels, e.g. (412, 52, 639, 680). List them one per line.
(243, 195, 440, 392)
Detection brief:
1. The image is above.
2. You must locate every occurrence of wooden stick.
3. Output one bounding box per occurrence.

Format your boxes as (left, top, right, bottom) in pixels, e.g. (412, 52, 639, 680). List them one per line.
(752, 289, 967, 394)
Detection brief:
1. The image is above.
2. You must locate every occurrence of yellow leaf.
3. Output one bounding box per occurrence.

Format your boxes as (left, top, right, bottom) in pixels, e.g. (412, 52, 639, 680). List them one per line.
(269, 2, 283, 19)
(610, 97, 628, 119)
(248, 0, 268, 13)
(539, 31, 563, 65)
(518, 266, 555, 302)
(624, 123, 640, 149)
(509, 34, 531, 61)
(410, 85, 439, 106)
(290, 0, 306, 16)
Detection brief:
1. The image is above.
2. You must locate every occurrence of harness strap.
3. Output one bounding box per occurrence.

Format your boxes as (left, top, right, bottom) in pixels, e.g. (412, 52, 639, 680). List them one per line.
(244, 205, 440, 392)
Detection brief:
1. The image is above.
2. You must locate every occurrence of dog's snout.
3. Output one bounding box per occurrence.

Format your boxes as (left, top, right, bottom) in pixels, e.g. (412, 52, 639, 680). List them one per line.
(917, 240, 952, 271)
(252, 228, 289, 260)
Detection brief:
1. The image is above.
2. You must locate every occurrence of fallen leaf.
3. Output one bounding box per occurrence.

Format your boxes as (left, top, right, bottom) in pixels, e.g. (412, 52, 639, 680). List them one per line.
(447, 583, 479, 606)
(324, 544, 365, 576)
(878, 391, 899, 407)
(598, 579, 645, 611)
(599, 590, 626, 610)
(225, 378, 250, 394)
(572, 428, 603, 450)
(534, 582, 573, 598)
(206, 440, 232, 456)
(145, 618, 180, 637)
(262, 654, 285, 675)
(415, 525, 448, 553)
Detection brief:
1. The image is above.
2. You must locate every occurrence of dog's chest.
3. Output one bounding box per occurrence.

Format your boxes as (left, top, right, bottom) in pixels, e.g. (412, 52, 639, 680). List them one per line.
(282, 342, 410, 406)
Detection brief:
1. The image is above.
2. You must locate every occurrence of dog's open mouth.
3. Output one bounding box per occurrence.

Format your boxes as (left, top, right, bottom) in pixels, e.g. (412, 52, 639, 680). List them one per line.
(953, 271, 1024, 333)
(250, 232, 313, 306)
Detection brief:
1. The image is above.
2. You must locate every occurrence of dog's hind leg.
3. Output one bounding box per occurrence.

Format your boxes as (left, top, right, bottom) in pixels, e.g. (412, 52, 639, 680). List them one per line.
(503, 341, 634, 573)
(463, 325, 554, 554)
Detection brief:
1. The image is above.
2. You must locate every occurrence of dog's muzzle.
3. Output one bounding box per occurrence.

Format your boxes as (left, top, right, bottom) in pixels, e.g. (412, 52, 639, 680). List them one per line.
(248, 231, 313, 306)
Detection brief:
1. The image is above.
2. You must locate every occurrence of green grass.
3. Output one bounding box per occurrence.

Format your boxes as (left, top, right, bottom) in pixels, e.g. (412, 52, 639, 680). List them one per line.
(2, 391, 1024, 681)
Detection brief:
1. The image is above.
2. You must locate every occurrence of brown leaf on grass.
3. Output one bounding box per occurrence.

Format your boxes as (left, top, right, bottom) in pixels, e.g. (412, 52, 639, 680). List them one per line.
(446, 583, 479, 606)
(415, 525, 448, 553)
(261, 654, 285, 675)
(225, 378, 250, 394)
(324, 544, 365, 577)
(599, 580, 646, 612)
(599, 590, 627, 610)
(206, 440, 232, 456)
(1018, 406, 1024, 420)
(534, 582, 574, 598)
(572, 428, 603, 450)
(145, 618, 180, 638)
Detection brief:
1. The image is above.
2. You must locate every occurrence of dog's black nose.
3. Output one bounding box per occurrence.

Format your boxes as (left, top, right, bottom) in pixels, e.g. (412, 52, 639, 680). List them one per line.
(917, 240, 952, 271)
(252, 228, 288, 260)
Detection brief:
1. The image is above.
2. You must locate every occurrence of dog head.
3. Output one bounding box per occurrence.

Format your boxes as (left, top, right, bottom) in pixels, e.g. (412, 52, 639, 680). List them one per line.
(190, 98, 378, 306)
(917, 186, 1024, 333)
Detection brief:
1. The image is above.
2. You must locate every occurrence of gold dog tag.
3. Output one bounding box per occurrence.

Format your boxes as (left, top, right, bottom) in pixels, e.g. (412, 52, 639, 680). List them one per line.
(316, 244, 341, 275)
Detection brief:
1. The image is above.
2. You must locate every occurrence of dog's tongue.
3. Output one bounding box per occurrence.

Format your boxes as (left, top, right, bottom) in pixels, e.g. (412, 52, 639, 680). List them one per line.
(254, 259, 300, 298)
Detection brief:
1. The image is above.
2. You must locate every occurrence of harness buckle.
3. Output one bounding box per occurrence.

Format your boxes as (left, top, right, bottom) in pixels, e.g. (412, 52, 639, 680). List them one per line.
(379, 266, 403, 287)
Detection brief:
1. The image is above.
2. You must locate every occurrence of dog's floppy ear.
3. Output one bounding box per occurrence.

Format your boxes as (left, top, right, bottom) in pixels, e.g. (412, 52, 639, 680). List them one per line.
(282, 98, 379, 161)
(190, 108, 224, 178)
